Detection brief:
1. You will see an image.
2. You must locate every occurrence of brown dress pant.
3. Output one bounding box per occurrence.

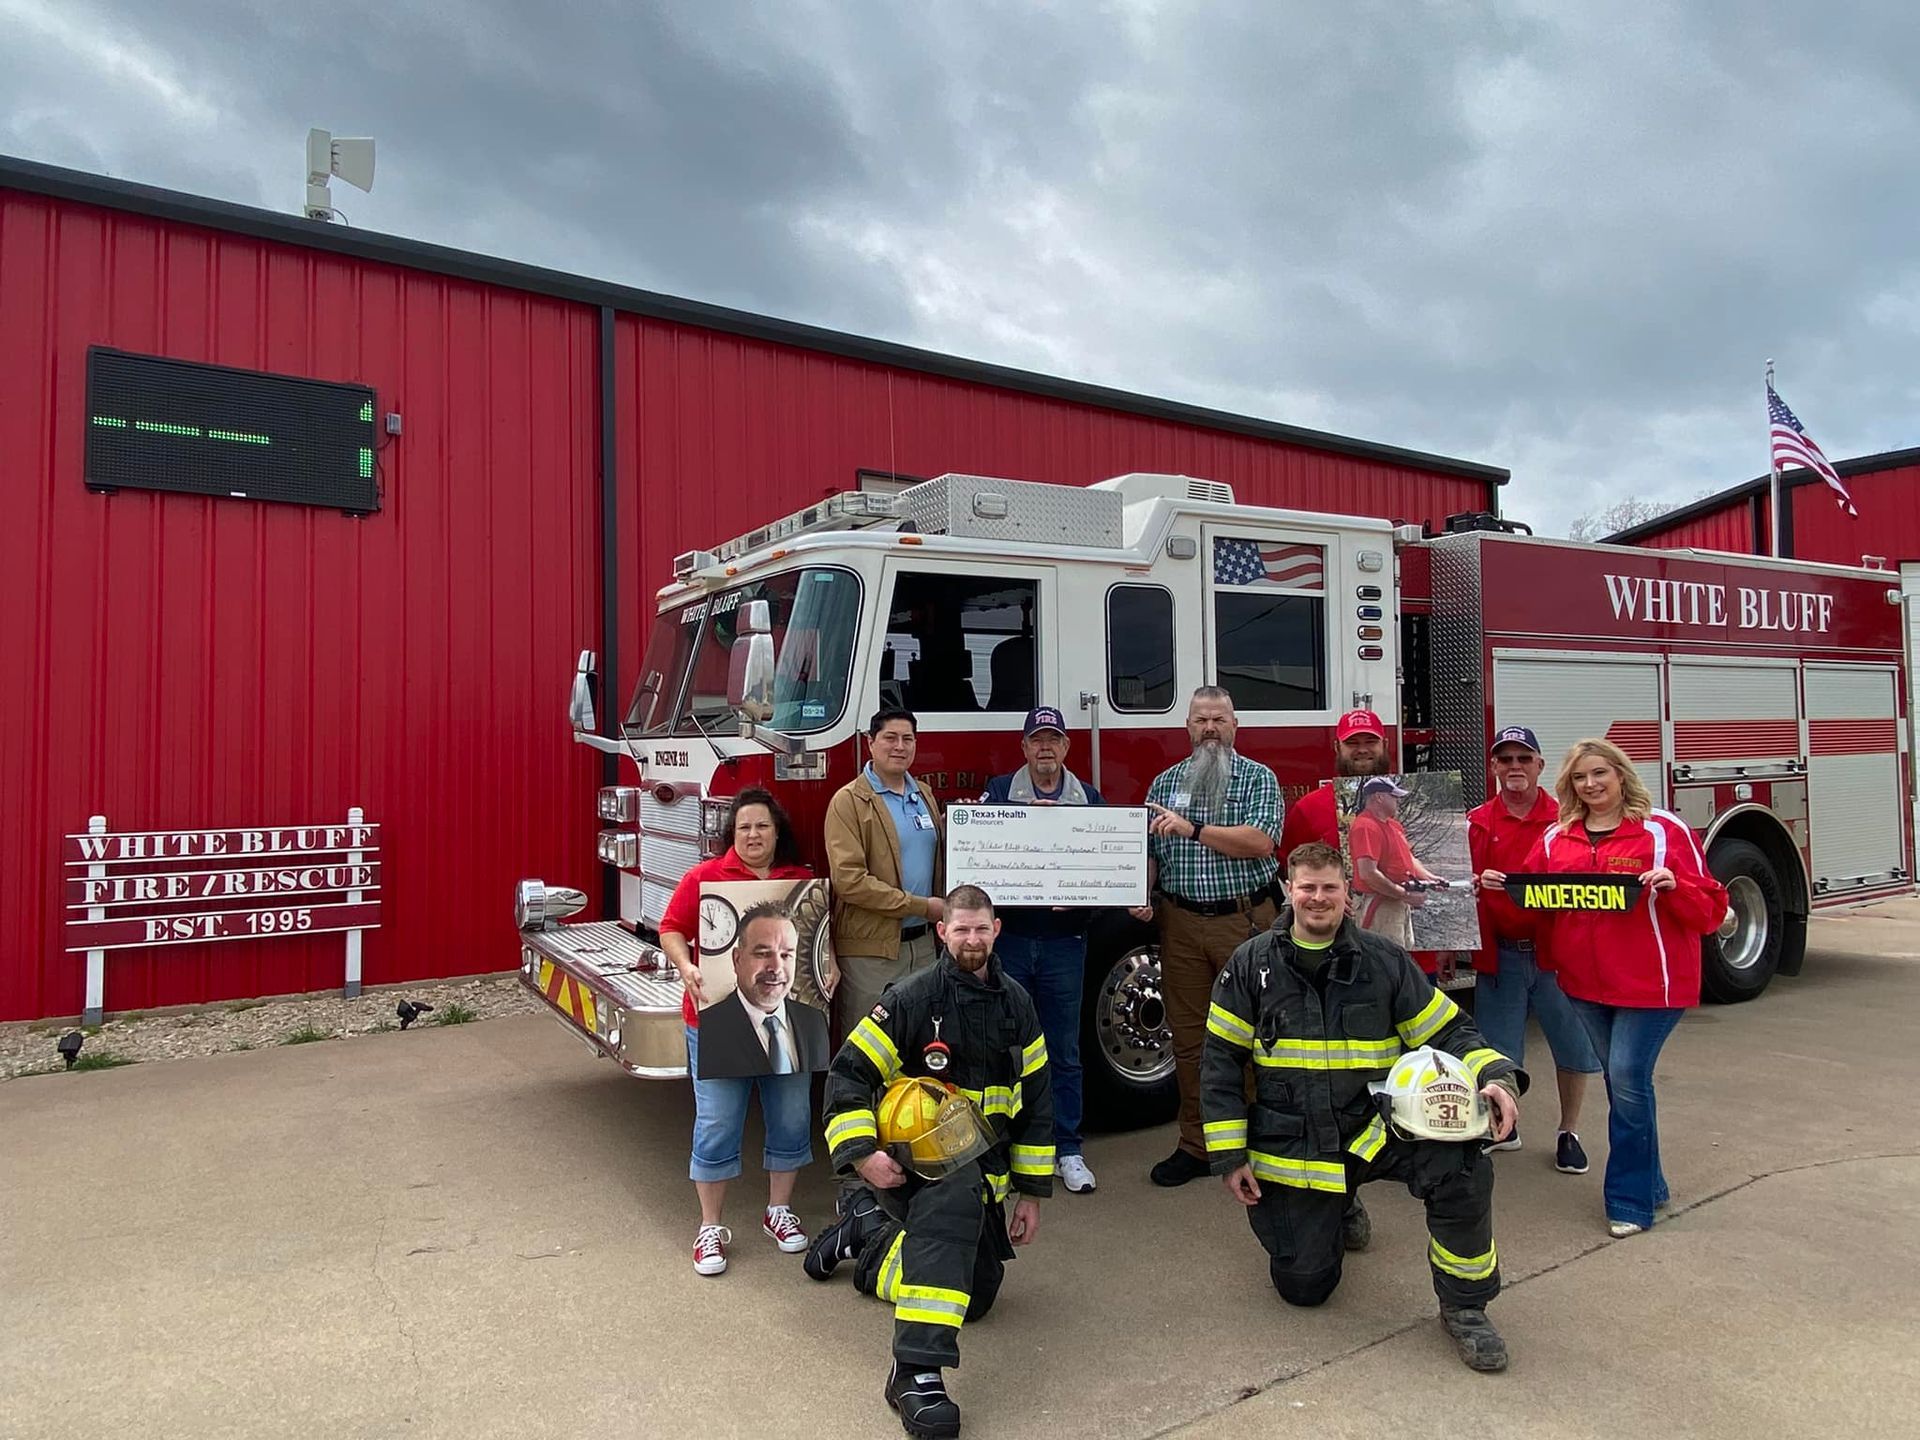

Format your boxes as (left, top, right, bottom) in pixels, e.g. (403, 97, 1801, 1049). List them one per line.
(1158, 896, 1278, 1159)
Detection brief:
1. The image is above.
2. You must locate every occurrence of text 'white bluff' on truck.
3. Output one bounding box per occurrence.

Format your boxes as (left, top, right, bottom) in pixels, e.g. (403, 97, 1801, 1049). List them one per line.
(515, 472, 1917, 1128)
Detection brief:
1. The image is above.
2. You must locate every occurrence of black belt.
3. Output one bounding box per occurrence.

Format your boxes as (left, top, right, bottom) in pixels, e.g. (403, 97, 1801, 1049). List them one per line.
(1162, 885, 1280, 917)
(1503, 938, 1534, 952)
(900, 922, 930, 942)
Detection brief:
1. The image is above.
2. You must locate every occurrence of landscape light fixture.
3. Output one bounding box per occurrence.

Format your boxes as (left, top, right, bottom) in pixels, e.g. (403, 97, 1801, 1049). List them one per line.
(56, 1031, 85, 1070)
(304, 128, 376, 222)
(396, 1000, 435, 1030)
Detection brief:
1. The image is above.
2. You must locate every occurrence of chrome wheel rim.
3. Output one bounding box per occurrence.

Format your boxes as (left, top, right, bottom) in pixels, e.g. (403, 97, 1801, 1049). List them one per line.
(1095, 945, 1176, 1084)
(1716, 874, 1769, 972)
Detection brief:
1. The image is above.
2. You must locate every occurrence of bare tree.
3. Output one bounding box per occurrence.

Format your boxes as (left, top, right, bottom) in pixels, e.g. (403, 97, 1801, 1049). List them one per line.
(1566, 496, 1675, 542)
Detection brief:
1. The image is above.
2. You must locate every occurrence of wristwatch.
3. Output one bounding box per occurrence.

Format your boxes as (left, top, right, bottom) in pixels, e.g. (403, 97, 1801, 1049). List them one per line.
(1191, 821, 1207, 843)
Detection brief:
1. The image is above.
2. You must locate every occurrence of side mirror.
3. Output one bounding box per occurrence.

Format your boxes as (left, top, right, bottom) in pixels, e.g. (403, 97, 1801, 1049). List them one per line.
(726, 602, 775, 725)
(569, 650, 599, 735)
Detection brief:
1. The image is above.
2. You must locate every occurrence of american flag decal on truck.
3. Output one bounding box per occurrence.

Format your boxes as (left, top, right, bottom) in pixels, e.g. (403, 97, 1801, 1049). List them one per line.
(1213, 536, 1325, 591)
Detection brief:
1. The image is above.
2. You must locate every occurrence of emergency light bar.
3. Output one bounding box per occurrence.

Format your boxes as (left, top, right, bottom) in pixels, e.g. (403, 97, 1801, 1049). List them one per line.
(703, 491, 899, 567)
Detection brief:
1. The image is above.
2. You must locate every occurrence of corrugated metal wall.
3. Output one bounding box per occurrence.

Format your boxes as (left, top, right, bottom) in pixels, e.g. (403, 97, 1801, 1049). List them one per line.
(1630, 502, 1759, 554)
(2, 184, 1494, 1020)
(0, 192, 602, 1020)
(1789, 463, 1920, 566)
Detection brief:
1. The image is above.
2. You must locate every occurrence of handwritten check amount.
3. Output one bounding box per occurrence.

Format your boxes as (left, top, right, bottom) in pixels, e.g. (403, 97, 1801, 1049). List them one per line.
(944, 805, 1150, 908)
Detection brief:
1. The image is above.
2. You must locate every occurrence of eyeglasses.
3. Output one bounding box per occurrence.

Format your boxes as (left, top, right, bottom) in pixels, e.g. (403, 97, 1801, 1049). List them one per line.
(1491, 753, 1538, 765)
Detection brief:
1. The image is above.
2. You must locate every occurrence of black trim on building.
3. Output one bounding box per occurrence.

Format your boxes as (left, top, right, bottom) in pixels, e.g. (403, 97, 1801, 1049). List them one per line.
(1605, 446, 1920, 544)
(1749, 492, 1766, 556)
(1, 153, 1509, 486)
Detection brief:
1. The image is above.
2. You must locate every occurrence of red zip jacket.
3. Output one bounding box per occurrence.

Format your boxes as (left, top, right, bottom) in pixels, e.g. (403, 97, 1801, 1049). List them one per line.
(1519, 811, 1728, 1009)
(1465, 788, 1558, 976)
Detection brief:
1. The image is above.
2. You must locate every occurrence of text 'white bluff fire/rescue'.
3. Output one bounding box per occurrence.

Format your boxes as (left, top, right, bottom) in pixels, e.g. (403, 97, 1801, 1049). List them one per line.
(1602, 573, 1837, 632)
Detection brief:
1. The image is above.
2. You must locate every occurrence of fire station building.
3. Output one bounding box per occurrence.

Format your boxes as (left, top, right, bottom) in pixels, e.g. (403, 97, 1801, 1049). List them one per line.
(1, 154, 1508, 1022)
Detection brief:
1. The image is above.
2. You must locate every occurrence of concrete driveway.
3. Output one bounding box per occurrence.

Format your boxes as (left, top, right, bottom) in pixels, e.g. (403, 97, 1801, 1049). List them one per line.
(5, 901, 1919, 1439)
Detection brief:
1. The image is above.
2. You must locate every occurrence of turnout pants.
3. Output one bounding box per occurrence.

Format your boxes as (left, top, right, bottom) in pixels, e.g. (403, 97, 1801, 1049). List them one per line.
(1248, 1137, 1499, 1312)
(849, 1163, 1012, 1369)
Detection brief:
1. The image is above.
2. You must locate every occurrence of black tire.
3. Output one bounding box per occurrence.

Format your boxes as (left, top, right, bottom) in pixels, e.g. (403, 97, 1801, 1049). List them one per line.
(1701, 838, 1784, 1003)
(1079, 917, 1180, 1131)
(782, 879, 836, 1013)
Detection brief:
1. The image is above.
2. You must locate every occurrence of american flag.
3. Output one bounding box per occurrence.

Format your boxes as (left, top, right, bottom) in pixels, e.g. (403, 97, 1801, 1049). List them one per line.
(1213, 537, 1324, 591)
(1769, 384, 1856, 517)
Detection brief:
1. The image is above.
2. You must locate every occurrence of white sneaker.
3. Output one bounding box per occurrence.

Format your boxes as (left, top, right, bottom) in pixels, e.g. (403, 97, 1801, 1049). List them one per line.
(763, 1205, 809, 1253)
(693, 1224, 731, 1276)
(1608, 1220, 1645, 1239)
(1056, 1154, 1097, 1193)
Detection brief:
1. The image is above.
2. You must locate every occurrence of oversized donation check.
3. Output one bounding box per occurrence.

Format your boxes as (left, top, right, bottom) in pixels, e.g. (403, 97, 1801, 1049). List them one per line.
(944, 804, 1149, 907)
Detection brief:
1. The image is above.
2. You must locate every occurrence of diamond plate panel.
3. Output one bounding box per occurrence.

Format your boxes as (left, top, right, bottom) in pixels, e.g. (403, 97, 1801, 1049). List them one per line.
(1426, 534, 1489, 804)
(897, 474, 1124, 547)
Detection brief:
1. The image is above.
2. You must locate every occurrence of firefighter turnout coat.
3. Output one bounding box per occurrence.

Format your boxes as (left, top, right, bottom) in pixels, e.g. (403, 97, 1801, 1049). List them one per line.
(822, 951, 1054, 1369)
(1200, 915, 1519, 1190)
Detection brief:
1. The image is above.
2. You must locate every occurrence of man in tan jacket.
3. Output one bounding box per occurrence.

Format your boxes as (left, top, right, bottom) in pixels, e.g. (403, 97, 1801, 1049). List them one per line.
(825, 706, 945, 1044)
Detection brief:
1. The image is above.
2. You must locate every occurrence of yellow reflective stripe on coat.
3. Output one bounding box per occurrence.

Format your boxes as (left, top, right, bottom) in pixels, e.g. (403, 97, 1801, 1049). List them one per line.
(1020, 1034, 1048, 1076)
(1251, 1036, 1402, 1070)
(986, 1170, 1013, 1203)
(896, 1283, 970, 1328)
(1206, 1001, 1255, 1048)
(876, 1231, 906, 1302)
(1459, 1047, 1507, 1082)
(824, 1108, 878, 1150)
(1397, 991, 1461, 1048)
(1010, 1142, 1054, 1177)
(848, 1017, 903, 1080)
(1429, 1237, 1498, 1281)
(956, 1084, 1022, 1119)
(1203, 1118, 1248, 1153)
(1346, 1114, 1389, 1162)
(1246, 1149, 1348, 1193)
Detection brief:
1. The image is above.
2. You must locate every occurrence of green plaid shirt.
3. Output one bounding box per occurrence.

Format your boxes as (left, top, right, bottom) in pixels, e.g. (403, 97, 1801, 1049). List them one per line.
(1146, 752, 1283, 903)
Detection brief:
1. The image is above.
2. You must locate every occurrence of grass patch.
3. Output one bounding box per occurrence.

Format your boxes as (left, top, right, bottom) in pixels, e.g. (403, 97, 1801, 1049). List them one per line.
(70, 1051, 137, 1072)
(230, 1041, 255, 1052)
(225, 998, 268, 1013)
(432, 1003, 478, 1026)
(82, 1024, 102, 1037)
(280, 1026, 333, 1046)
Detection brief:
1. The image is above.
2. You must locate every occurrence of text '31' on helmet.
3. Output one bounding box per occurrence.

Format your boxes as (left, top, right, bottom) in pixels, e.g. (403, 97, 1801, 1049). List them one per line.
(876, 1076, 993, 1179)
(1368, 1046, 1491, 1142)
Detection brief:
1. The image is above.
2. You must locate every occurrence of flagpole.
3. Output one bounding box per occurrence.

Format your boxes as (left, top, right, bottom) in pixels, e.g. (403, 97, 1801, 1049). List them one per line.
(1766, 357, 1781, 557)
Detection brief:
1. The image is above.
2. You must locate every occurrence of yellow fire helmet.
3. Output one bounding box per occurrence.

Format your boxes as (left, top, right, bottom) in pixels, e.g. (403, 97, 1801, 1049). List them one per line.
(876, 1075, 993, 1179)
(1367, 1046, 1491, 1143)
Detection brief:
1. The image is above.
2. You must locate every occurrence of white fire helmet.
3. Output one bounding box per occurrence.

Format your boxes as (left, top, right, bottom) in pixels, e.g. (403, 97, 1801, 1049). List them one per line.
(1368, 1046, 1491, 1142)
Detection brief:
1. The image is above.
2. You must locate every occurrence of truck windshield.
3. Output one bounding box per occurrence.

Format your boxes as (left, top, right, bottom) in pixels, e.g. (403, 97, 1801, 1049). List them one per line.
(674, 567, 861, 736)
(626, 599, 708, 733)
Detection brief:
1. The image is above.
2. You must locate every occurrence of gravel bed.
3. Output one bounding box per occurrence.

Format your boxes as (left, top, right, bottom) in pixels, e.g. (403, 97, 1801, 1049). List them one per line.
(0, 973, 538, 1080)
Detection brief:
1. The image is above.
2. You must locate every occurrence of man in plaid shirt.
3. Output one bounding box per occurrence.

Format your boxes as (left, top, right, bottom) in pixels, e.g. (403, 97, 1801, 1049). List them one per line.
(1134, 686, 1284, 1186)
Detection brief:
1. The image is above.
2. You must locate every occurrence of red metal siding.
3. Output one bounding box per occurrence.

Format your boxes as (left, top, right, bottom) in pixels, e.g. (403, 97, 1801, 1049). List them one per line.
(612, 316, 1489, 687)
(1633, 504, 1759, 554)
(1788, 463, 1920, 566)
(0, 193, 602, 1020)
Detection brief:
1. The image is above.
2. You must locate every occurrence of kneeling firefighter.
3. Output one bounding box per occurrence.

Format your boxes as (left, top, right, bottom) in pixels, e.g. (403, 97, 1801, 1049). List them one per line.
(809, 883, 1053, 1439)
(1201, 842, 1526, 1372)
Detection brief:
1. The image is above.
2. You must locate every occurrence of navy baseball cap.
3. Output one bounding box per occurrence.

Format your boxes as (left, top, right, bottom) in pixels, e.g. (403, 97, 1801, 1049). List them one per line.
(1489, 725, 1542, 756)
(1023, 706, 1067, 737)
(1358, 777, 1410, 801)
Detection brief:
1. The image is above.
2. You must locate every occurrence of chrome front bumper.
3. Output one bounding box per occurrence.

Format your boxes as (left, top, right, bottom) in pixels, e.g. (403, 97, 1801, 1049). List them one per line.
(518, 920, 689, 1079)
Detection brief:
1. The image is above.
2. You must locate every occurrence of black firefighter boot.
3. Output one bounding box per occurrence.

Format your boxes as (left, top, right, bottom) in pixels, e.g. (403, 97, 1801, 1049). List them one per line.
(803, 1187, 886, 1281)
(886, 1362, 961, 1438)
(1341, 1194, 1372, 1252)
(1440, 1306, 1510, 1372)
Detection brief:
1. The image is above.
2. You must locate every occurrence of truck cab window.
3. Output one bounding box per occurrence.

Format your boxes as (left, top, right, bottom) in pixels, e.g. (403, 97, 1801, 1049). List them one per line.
(1210, 536, 1327, 711)
(1107, 584, 1175, 712)
(882, 573, 1039, 713)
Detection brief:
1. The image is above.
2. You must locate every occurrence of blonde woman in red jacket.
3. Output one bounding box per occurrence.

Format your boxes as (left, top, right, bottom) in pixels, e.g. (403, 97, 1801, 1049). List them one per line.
(1517, 739, 1728, 1238)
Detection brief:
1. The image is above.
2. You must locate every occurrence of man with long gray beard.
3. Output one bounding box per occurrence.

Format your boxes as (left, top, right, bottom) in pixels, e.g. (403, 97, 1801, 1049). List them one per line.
(1136, 687, 1283, 1187)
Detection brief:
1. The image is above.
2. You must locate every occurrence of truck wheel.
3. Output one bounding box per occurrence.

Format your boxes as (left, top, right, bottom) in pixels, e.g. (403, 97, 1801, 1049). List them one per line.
(782, 879, 836, 1013)
(1080, 925, 1179, 1131)
(1701, 838, 1783, 1003)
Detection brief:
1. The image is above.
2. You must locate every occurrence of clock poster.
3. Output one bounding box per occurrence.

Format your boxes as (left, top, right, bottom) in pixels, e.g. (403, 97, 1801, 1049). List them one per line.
(693, 877, 836, 1081)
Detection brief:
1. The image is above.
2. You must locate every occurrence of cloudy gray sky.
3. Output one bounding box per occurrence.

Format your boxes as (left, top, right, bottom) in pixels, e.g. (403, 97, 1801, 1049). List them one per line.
(6, 0, 1916, 533)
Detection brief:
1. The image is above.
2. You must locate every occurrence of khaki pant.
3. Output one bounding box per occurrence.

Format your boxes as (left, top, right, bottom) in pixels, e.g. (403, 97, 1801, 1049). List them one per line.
(1159, 897, 1278, 1159)
(833, 929, 939, 1048)
(1360, 896, 1415, 949)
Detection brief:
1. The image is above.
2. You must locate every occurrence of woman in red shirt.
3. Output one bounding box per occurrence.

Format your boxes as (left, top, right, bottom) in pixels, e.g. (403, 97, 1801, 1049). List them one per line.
(659, 787, 817, 1277)
(1520, 739, 1727, 1238)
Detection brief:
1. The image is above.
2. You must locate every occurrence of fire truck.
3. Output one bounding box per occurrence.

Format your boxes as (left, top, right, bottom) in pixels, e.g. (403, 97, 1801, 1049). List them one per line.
(514, 472, 1914, 1128)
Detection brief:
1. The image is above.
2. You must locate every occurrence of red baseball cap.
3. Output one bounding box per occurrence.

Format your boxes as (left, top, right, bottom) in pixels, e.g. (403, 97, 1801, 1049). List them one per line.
(1336, 709, 1385, 741)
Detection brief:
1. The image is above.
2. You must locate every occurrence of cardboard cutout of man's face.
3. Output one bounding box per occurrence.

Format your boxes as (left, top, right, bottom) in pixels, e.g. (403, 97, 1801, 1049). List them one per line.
(733, 915, 798, 1009)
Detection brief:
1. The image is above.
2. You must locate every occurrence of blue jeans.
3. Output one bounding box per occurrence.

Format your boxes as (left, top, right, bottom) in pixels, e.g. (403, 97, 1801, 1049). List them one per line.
(1568, 1001, 1683, 1228)
(1475, 944, 1601, 1077)
(685, 1025, 814, 1183)
(997, 932, 1086, 1155)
